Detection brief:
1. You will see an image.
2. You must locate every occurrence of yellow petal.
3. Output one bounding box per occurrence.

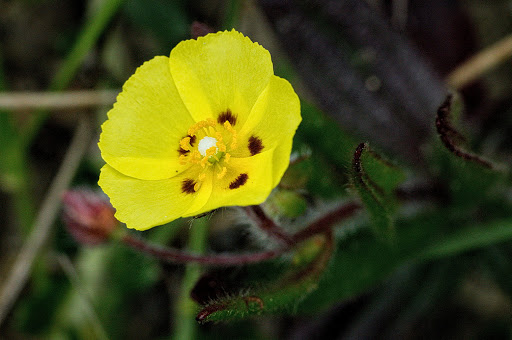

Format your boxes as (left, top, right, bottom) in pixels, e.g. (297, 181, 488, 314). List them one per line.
(169, 30, 273, 127)
(99, 164, 212, 230)
(233, 76, 301, 186)
(99, 56, 194, 180)
(192, 150, 275, 214)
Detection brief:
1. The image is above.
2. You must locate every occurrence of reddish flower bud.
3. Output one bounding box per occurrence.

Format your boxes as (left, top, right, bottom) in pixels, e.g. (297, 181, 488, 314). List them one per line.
(190, 21, 214, 39)
(62, 189, 118, 245)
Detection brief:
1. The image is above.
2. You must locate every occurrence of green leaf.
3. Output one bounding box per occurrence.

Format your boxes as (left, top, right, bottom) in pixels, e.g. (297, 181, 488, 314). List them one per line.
(196, 233, 335, 323)
(298, 213, 512, 314)
(350, 143, 405, 241)
(432, 94, 509, 208)
(418, 219, 512, 260)
(289, 100, 358, 198)
(265, 189, 308, 218)
(360, 147, 405, 195)
(297, 100, 357, 170)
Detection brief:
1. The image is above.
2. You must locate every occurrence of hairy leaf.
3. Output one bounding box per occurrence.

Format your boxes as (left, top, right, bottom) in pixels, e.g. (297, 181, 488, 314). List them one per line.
(196, 232, 334, 323)
(350, 143, 405, 241)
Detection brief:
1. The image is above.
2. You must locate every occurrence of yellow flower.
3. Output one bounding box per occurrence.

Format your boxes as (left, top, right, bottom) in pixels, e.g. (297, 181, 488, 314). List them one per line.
(98, 30, 301, 230)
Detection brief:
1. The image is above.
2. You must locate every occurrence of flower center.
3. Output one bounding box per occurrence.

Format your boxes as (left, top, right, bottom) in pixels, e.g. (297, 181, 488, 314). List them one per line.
(198, 136, 218, 157)
(178, 118, 238, 191)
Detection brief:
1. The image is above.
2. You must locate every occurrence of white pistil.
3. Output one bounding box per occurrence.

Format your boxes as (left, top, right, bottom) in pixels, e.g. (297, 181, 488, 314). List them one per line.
(198, 136, 218, 157)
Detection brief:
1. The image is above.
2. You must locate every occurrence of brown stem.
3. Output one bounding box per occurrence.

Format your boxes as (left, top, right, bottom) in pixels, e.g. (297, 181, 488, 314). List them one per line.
(243, 205, 295, 246)
(122, 202, 361, 266)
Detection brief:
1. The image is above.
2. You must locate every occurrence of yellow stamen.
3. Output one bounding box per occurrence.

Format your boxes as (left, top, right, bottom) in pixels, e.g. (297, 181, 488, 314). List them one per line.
(223, 120, 233, 132)
(182, 118, 236, 177)
(223, 121, 238, 150)
(217, 167, 227, 179)
(206, 146, 217, 157)
(215, 132, 223, 141)
(194, 182, 201, 191)
(191, 150, 201, 160)
(179, 137, 191, 151)
(230, 132, 237, 149)
(218, 141, 227, 153)
(179, 155, 187, 165)
(187, 123, 198, 136)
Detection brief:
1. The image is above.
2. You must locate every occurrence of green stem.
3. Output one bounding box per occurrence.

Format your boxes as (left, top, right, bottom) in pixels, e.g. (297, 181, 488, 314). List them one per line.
(223, 0, 241, 30)
(10, 149, 36, 233)
(0, 48, 6, 90)
(0, 49, 36, 232)
(21, 0, 124, 150)
(172, 218, 209, 340)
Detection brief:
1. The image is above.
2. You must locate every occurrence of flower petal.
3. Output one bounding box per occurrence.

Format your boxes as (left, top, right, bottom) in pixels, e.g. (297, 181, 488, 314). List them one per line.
(99, 56, 194, 180)
(99, 164, 212, 230)
(233, 75, 301, 185)
(169, 30, 273, 127)
(192, 150, 275, 214)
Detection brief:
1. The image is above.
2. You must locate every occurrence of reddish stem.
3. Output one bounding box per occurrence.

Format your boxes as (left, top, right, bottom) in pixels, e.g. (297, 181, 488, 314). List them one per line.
(122, 234, 282, 265)
(292, 202, 360, 243)
(243, 205, 295, 246)
(121, 202, 361, 266)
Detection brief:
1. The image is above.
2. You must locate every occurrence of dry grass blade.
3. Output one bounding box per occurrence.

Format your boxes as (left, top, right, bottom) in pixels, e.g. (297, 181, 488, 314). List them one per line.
(57, 255, 109, 340)
(446, 34, 512, 89)
(0, 90, 118, 111)
(0, 118, 93, 326)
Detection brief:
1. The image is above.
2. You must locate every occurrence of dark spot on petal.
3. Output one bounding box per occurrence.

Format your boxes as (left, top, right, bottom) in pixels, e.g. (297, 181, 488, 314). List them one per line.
(178, 148, 189, 155)
(178, 135, 196, 155)
(248, 136, 263, 156)
(217, 109, 237, 126)
(181, 179, 197, 194)
(229, 173, 248, 190)
(189, 135, 197, 146)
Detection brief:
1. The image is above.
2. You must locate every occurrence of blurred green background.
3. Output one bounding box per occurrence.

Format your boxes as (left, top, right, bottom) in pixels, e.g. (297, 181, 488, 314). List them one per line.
(1, 0, 512, 339)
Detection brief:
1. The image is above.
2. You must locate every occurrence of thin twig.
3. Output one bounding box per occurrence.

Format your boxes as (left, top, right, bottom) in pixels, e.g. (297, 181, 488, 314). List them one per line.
(121, 202, 360, 266)
(446, 33, 512, 89)
(56, 255, 109, 340)
(0, 90, 118, 111)
(0, 118, 93, 327)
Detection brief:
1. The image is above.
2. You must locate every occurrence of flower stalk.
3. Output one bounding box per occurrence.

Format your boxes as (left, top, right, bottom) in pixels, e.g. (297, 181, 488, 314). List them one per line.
(120, 202, 360, 266)
(173, 217, 209, 340)
(243, 205, 295, 246)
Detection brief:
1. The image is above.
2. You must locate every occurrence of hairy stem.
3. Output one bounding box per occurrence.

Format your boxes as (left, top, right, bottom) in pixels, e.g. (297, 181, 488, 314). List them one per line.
(121, 202, 360, 266)
(243, 205, 295, 246)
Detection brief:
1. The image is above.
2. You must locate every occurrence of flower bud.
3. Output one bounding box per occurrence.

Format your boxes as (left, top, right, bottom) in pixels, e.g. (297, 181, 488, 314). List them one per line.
(62, 189, 118, 245)
(266, 189, 307, 219)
